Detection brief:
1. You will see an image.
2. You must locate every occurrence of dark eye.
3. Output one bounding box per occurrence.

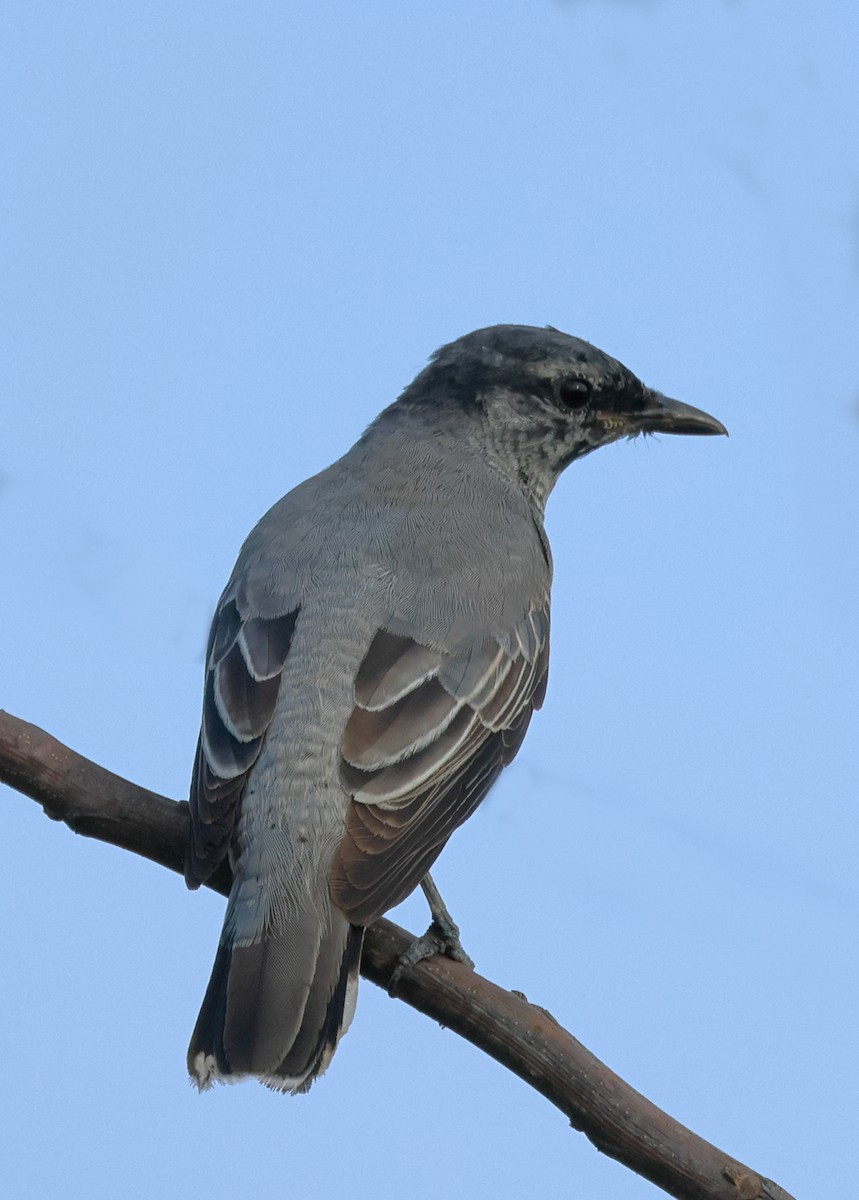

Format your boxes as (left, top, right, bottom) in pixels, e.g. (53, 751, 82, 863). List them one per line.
(558, 380, 592, 409)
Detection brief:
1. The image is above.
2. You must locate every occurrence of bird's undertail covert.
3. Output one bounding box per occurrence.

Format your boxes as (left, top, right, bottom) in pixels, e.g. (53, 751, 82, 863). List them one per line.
(187, 899, 363, 1094)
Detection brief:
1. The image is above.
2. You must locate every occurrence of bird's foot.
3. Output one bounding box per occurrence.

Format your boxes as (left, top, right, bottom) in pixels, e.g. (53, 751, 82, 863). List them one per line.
(388, 916, 474, 997)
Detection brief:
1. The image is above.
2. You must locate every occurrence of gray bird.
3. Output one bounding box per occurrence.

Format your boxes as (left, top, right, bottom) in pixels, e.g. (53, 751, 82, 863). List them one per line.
(185, 324, 726, 1093)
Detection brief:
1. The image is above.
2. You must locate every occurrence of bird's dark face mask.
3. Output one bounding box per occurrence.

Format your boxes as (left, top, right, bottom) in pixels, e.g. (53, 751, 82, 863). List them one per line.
(480, 367, 726, 504)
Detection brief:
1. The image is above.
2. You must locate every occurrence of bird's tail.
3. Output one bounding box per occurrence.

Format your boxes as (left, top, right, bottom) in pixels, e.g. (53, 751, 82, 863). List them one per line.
(188, 892, 363, 1094)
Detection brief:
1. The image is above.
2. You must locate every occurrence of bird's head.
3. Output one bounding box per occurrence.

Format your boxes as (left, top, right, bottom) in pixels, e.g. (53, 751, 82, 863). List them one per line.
(400, 324, 727, 507)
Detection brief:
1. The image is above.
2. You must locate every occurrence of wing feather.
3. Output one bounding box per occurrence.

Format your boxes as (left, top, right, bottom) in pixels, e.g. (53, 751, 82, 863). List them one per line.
(353, 630, 442, 709)
(342, 678, 461, 770)
(329, 603, 550, 925)
(186, 597, 300, 887)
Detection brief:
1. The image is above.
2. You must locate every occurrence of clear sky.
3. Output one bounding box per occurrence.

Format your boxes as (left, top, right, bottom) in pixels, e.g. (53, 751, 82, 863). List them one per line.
(2, 3, 857, 1198)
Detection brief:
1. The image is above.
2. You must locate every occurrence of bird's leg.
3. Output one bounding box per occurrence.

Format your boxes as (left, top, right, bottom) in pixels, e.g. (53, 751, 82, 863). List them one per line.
(388, 873, 474, 996)
(418, 874, 473, 964)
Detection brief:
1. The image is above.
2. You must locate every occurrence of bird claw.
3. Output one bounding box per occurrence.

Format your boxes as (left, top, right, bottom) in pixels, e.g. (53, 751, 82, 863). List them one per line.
(388, 918, 475, 997)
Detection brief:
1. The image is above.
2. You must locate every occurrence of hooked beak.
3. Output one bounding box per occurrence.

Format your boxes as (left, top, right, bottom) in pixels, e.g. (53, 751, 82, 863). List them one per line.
(636, 391, 728, 437)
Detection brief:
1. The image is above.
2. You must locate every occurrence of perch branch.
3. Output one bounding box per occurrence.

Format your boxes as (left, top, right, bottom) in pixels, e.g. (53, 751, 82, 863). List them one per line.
(0, 709, 795, 1200)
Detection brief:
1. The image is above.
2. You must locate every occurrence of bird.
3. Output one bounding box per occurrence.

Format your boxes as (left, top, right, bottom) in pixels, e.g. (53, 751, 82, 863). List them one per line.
(185, 323, 726, 1094)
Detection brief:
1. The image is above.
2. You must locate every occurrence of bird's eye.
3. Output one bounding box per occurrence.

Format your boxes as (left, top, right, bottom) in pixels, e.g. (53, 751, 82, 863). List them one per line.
(558, 380, 591, 409)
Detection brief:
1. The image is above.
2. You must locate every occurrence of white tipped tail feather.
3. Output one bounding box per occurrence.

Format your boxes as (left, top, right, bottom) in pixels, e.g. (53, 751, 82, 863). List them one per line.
(187, 901, 363, 1094)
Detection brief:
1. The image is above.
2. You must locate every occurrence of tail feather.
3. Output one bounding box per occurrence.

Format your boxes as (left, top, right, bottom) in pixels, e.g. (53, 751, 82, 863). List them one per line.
(268, 923, 363, 1093)
(187, 942, 231, 1084)
(224, 907, 319, 1075)
(188, 902, 363, 1094)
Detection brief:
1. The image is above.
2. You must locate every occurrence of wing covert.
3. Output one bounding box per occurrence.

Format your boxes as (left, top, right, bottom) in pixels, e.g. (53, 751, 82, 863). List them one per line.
(329, 603, 550, 924)
(185, 598, 299, 887)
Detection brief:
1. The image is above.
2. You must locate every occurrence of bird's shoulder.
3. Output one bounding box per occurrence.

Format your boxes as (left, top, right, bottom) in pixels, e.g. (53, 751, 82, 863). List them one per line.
(228, 431, 552, 640)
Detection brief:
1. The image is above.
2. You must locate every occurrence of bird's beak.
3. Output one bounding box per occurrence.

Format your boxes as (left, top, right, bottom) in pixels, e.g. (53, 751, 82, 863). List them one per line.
(635, 391, 728, 437)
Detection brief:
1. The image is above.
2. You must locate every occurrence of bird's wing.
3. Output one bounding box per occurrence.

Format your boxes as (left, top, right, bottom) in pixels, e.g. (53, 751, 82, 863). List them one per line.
(328, 603, 550, 925)
(185, 587, 300, 887)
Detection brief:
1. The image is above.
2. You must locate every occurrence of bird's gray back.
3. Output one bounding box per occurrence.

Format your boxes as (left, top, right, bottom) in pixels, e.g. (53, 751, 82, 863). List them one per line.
(234, 415, 552, 645)
(220, 414, 551, 943)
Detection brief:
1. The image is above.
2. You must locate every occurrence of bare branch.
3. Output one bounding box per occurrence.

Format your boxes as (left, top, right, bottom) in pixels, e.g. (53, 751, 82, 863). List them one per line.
(0, 708, 795, 1200)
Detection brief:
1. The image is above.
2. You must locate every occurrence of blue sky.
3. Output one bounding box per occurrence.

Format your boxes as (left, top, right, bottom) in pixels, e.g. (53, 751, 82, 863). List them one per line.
(2, 3, 857, 1197)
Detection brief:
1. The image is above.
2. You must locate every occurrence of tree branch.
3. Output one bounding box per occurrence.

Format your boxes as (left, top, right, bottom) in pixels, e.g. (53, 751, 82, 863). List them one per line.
(0, 708, 795, 1200)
